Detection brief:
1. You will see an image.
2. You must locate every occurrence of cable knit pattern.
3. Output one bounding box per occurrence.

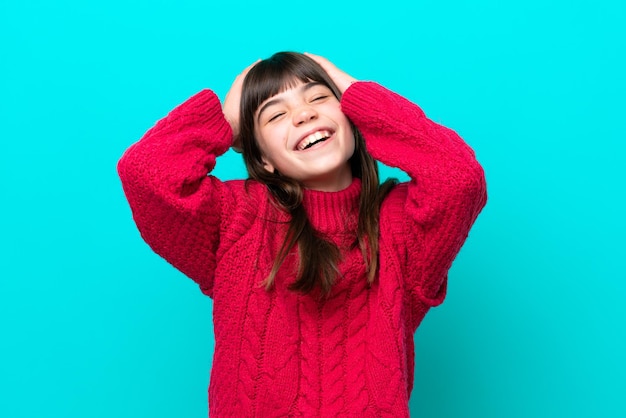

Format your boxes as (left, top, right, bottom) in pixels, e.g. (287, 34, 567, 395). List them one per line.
(118, 82, 487, 417)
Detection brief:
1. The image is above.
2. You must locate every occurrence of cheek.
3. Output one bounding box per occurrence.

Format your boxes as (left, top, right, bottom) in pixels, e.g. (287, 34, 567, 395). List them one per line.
(262, 125, 290, 148)
(254, 125, 272, 152)
(349, 134, 357, 156)
(255, 127, 286, 163)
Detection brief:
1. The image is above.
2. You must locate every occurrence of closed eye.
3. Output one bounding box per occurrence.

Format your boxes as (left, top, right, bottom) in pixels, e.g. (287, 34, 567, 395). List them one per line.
(311, 95, 329, 102)
(268, 112, 285, 122)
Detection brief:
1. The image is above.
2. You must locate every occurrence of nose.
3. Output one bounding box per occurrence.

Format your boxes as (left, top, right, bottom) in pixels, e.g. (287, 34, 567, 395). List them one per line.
(293, 105, 317, 126)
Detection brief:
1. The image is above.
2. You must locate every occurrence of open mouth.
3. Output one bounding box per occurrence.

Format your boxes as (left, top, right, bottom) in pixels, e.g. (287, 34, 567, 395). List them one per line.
(296, 129, 333, 151)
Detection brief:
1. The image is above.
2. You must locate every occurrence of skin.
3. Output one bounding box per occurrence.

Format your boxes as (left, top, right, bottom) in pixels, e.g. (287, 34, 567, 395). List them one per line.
(223, 54, 359, 192)
(222, 60, 260, 151)
(303, 53, 357, 94)
(254, 80, 355, 191)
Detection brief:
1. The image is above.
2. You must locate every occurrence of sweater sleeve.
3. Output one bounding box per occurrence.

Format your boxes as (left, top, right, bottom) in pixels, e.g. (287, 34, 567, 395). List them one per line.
(117, 89, 235, 298)
(341, 82, 487, 308)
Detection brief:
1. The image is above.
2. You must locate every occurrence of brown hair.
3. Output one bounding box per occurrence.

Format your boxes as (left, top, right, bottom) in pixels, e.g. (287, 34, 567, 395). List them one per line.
(238, 52, 395, 294)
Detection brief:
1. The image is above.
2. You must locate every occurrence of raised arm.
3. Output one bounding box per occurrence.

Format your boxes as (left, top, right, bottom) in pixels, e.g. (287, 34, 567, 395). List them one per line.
(118, 62, 261, 297)
(117, 89, 235, 297)
(307, 54, 486, 310)
(341, 81, 487, 311)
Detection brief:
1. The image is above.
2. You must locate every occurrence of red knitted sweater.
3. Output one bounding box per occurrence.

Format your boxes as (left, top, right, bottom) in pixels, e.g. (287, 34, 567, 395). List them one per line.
(118, 82, 487, 417)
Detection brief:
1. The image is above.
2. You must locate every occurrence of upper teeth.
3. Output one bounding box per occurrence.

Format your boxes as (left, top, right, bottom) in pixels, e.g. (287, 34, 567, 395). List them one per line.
(297, 130, 331, 150)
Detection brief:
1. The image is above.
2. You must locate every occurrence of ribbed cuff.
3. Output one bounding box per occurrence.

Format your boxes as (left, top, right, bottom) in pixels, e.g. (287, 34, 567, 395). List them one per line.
(170, 89, 233, 156)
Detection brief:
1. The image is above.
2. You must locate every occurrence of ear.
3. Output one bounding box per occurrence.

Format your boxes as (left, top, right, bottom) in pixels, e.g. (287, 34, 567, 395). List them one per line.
(261, 156, 275, 173)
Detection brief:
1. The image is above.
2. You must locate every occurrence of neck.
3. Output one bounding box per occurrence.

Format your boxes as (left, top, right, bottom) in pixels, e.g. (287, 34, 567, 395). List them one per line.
(302, 165, 353, 192)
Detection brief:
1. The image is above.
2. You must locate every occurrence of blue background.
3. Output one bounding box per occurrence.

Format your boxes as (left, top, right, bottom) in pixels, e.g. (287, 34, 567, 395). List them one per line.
(1, 0, 624, 416)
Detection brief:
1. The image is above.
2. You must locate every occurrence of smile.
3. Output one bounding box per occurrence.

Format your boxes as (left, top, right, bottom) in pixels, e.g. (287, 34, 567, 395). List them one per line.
(296, 129, 334, 151)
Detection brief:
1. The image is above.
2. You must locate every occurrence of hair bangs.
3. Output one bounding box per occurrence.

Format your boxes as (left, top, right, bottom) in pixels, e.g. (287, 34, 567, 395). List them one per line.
(242, 53, 339, 117)
(235, 52, 393, 295)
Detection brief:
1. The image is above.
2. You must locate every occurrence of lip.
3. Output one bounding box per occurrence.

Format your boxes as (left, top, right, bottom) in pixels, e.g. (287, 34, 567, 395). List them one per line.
(293, 126, 335, 151)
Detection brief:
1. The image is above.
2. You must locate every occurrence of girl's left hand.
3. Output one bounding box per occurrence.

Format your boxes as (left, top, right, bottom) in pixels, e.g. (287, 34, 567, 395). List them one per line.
(304, 53, 358, 94)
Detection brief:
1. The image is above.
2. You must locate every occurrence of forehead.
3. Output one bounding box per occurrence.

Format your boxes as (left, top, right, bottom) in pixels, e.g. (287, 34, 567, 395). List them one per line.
(251, 67, 330, 103)
(261, 80, 320, 103)
(252, 73, 307, 107)
(255, 81, 330, 118)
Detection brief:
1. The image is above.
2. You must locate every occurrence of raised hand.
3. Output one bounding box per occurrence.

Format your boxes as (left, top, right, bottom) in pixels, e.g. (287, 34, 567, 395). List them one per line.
(304, 53, 358, 94)
(223, 60, 260, 152)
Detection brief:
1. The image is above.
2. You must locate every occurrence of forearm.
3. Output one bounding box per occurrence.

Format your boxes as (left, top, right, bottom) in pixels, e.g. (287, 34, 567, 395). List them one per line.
(341, 81, 486, 225)
(342, 82, 487, 307)
(117, 89, 234, 296)
(118, 89, 232, 205)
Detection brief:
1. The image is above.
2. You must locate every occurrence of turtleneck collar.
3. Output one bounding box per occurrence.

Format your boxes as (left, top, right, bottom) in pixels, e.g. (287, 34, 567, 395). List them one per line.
(302, 178, 361, 235)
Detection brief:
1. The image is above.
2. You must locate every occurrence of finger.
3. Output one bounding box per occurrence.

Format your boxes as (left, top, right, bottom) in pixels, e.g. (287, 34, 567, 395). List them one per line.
(304, 52, 332, 69)
(227, 59, 261, 95)
(239, 59, 262, 79)
(304, 52, 323, 61)
(305, 52, 356, 93)
(225, 59, 261, 103)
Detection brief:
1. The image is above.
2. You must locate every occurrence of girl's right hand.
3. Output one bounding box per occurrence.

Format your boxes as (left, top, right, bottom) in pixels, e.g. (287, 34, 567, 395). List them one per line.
(223, 60, 260, 152)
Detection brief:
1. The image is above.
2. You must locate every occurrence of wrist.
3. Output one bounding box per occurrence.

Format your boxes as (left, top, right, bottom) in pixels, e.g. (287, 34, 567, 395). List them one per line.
(339, 78, 358, 95)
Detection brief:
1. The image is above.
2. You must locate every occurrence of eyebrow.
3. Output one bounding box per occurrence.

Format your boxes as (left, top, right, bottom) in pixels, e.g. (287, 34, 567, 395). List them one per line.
(256, 82, 325, 124)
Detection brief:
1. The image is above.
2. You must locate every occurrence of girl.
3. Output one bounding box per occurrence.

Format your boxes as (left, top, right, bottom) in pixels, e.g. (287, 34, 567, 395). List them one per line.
(118, 52, 487, 417)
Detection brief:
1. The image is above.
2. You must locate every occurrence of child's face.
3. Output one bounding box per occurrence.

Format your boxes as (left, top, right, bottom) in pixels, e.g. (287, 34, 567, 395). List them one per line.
(254, 81, 355, 192)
